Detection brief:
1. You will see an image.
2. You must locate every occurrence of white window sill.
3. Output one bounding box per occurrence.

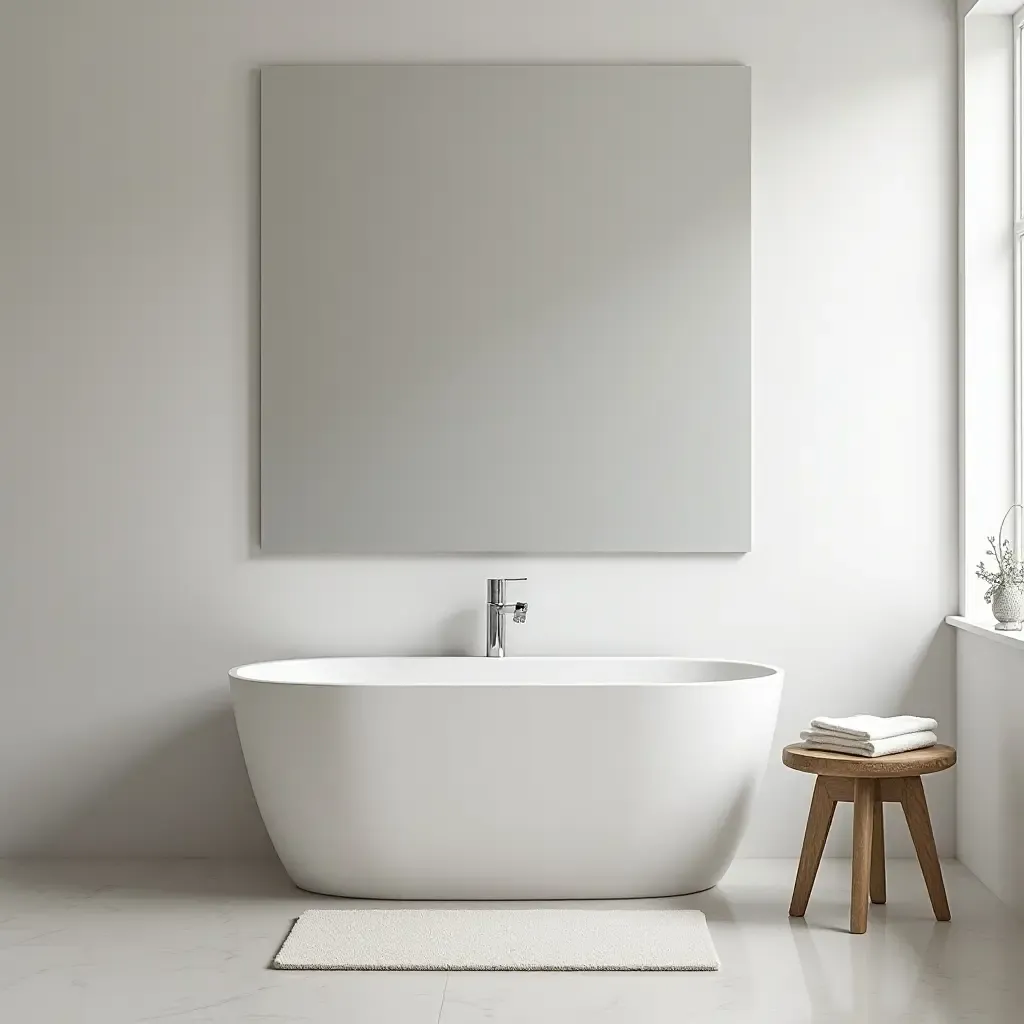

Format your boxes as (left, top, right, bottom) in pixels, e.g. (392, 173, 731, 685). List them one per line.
(946, 615, 1024, 650)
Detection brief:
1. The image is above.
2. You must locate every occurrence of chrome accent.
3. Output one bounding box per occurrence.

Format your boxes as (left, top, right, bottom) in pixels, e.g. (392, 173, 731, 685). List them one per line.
(485, 578, 528, 657)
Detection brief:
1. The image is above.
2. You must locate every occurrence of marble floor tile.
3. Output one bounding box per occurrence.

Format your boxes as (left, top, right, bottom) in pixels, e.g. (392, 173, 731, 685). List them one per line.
(0, 858, 1019, 1023)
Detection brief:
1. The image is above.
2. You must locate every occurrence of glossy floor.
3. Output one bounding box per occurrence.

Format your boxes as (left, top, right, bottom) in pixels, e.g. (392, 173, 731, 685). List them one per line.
(0, 858, 1019, 1023)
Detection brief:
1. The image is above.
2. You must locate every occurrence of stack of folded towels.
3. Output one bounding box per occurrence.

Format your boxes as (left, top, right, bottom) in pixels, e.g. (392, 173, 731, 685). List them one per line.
(800, 715, 938, 758)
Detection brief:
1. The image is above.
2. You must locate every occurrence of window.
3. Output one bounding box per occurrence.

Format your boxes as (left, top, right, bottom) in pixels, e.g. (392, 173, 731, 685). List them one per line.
(958, 3, 1024, 620)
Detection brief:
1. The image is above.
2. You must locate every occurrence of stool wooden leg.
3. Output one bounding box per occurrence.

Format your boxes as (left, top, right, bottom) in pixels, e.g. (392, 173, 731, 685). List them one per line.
(870, 782, 886, 905)
(850, 778, 874, 933)
(899, 776, 950, 921)
(789, 776, 836, 917)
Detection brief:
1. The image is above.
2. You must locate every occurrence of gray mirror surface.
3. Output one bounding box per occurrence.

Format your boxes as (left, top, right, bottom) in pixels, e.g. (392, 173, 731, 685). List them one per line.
(261, 64, 751, 553)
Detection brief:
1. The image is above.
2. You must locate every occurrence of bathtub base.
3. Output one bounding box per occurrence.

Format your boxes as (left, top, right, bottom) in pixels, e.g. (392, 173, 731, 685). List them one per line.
(289, 878, 723, 900)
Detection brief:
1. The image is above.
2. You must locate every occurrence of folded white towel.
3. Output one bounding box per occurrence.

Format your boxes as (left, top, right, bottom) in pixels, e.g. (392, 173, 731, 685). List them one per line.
(809, 715, 938, 741)
(799, 730, 937, 758)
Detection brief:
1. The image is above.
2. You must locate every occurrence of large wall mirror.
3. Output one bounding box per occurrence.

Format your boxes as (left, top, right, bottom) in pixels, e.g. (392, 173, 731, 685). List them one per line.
(260, 64, 751, 553)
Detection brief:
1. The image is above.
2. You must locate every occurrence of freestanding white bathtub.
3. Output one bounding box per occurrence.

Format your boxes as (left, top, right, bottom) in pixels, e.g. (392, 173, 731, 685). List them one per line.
(230, 657, 783, 899)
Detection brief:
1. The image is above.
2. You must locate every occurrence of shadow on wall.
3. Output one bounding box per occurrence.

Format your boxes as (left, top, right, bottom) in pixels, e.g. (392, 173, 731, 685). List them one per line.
(814, 624, 955, 858)
(895, 624, 956, 853)
(898, 625, 956, 731)
(22, 702, 275, 859)
(999, 745, 1024, 912)
(1000, 730, 1024, 910)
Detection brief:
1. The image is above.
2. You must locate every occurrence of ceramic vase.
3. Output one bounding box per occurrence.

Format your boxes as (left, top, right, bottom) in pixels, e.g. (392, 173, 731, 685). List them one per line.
(992, 583, 1024, 631)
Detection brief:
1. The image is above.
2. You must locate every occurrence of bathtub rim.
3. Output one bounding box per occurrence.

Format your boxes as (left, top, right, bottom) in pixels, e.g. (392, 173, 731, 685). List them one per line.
(228, 655, 784, 688)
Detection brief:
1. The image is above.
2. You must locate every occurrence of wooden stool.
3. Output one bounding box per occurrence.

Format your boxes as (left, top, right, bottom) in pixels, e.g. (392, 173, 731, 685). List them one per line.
(783, 743, 956, 934)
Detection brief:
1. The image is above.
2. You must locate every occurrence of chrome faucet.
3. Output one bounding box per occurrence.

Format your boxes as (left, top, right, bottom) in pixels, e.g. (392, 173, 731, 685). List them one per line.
(486, 578, 528, 658)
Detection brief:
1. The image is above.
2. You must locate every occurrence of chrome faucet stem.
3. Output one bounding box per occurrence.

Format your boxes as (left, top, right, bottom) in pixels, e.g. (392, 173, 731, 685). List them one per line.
(486, 577, 528, 657)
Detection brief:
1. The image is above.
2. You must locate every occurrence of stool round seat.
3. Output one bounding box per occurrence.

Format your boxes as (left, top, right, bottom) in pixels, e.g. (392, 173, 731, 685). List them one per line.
(783, 743, 956, 778)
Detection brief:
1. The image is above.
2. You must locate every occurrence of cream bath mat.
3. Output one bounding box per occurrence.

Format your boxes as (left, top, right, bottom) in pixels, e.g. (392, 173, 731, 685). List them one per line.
(273, 907, 719, 971)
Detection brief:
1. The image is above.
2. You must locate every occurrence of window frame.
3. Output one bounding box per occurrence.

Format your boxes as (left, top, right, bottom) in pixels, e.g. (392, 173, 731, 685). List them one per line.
(1015, 7, 1024, 537)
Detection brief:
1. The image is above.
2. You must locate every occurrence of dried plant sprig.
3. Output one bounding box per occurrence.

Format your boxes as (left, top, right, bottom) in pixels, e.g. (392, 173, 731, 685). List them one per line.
(976, 506, 1024, 603)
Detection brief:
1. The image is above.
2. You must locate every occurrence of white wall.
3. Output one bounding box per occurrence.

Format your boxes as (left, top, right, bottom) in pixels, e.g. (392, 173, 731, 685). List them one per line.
(956, 632, 1024, 911)
(0, 0, 958, 858)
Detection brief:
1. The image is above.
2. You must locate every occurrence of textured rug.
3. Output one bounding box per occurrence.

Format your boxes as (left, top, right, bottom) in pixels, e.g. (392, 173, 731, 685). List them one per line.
(273, 907, 719, 971)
